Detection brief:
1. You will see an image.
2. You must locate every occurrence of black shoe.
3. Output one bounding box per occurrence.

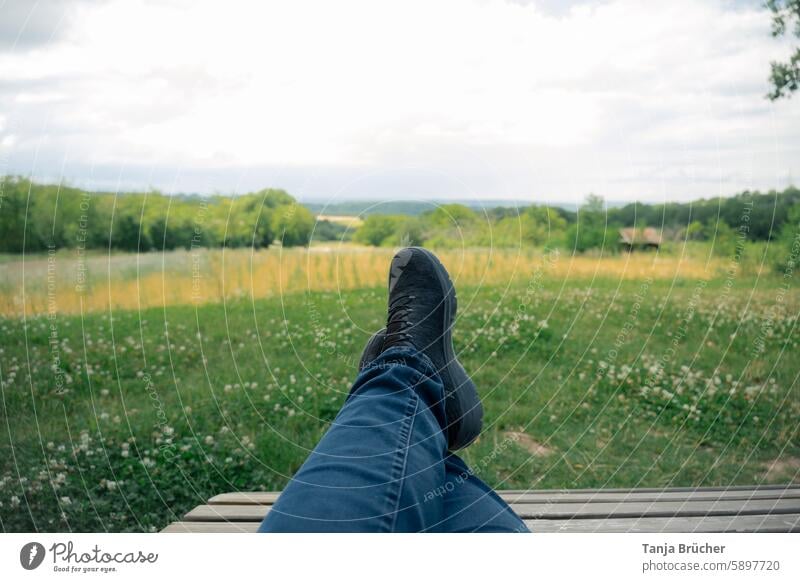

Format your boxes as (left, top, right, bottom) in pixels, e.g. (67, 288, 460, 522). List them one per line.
(358, 328, 386, 371)
(373, 247, 483, 450)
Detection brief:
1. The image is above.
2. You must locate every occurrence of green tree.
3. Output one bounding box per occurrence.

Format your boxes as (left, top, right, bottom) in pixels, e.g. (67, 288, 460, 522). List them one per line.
(0, 177, 30, 252)
(565, 194, 612, 253)
(354, 215, 403, 246)
(685, 220, 705, 241)
(766, 0, 800, 100)
(272, 203, 314, 247)
(705, 220, 739, 258)
(260, 188, 295, 208)
(771, 202, 800, 271)
(108, 195, 151, 251)
(487, 206, 567, 247)
(583, 193, 606, 213)
(425, 204, 478, 228)
(520, 206, 567, 246)
(390, 216, 424, 247)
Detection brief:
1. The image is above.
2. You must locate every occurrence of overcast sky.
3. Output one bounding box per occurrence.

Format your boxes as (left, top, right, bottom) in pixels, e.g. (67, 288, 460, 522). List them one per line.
(0, 0, 798, 204)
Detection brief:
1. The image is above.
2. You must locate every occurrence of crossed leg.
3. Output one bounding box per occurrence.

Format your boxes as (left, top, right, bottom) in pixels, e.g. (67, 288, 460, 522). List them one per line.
(258, 348, 527, 533)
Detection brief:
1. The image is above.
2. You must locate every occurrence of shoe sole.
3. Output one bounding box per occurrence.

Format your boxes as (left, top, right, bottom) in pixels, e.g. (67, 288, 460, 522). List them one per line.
(400, 247, 483, 450)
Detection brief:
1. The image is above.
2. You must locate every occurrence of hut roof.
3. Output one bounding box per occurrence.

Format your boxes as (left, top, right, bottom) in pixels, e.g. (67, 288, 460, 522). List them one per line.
(619, 227, 662, 245)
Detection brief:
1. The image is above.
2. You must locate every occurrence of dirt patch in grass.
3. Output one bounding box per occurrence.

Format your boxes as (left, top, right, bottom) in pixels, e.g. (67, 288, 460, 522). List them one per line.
(760, 456, 800, 483)
(505, 431, 554, 457)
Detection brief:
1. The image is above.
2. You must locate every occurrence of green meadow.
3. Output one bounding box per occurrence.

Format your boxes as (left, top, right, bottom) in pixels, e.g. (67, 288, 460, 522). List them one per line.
(1, 247, 798, 531)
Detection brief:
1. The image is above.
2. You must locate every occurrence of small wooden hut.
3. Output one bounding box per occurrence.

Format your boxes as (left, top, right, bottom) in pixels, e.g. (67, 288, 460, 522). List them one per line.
(619, 227, 661, 252)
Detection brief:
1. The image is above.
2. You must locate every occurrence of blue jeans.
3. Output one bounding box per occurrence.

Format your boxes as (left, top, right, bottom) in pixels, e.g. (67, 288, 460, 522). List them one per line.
(258, 347, 528, 532)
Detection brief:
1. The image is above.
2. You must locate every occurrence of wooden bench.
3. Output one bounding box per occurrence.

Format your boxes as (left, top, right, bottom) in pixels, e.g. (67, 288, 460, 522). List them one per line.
(163, 484, 800, 532)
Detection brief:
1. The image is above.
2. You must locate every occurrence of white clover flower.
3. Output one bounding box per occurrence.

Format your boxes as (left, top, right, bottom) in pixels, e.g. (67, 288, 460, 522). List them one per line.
(744, 385, 761, 397)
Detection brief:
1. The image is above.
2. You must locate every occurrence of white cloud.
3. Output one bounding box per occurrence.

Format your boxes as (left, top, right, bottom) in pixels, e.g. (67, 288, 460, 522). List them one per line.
(0, 0, 797, 201)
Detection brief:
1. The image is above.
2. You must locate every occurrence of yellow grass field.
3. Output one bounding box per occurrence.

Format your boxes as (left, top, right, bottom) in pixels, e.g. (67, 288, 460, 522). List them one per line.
(0, 245, 730, 317)
(316, 214, 365, 228)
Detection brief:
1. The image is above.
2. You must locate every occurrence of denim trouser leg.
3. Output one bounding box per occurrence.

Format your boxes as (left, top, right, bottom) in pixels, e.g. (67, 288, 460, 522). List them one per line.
(258, 346, 526, 532)
(436, 454, 529, 532)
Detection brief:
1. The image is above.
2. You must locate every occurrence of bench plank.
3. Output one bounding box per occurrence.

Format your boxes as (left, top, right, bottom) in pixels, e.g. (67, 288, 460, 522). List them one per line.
(162, 521, 260, 533)
(166, 485, 800, 532)
(208, 487, 800, 506)
(510, 499, 800, 520)
(529, 513, 800, 533)
(162, 513, 800, 533)
(183, 498, 800, 522)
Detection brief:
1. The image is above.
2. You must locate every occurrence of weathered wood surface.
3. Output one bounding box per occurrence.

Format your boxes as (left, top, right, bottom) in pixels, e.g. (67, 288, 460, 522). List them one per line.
(208, 486, 800, 506)
(163, 485, 800, 533)
(162, 514, 800, 533)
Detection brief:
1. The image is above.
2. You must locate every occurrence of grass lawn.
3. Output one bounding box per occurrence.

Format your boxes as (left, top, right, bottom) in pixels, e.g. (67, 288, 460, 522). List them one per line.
(1, 271, 798, 531)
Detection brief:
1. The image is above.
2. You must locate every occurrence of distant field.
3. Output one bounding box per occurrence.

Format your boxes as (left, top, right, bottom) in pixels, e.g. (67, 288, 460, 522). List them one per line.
(316, 214, 365, 228)
(1, 245, 798, 531)
(1, 244, 727, 317)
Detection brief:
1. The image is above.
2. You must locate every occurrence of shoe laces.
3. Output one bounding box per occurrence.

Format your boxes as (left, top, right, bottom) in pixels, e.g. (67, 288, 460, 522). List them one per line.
(384, 294, 416, 349)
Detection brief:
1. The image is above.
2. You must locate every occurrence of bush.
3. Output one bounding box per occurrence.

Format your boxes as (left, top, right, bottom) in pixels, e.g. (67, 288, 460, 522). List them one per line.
(353, 215, 406, 246)
(770, 203, 800, 273)
(311, 219, 351, 242)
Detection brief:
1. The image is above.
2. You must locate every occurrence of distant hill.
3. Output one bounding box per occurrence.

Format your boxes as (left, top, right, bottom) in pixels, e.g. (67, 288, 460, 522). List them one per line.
(303, 199, 592, 217)
(304, 201, 435, 216)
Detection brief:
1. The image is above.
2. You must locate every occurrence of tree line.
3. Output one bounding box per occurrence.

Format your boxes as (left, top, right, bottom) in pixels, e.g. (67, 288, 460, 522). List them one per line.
(2, 177, 798, 259)
(0, 177, 317, 253)
(354, 187, 800, 255)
